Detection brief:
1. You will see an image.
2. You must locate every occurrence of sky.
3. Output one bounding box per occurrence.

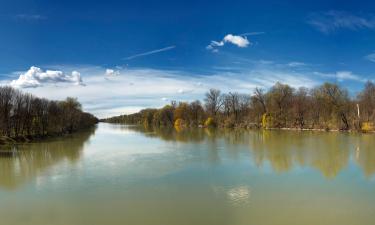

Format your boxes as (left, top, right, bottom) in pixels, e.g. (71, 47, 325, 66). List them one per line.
(1, 0, 375, 118)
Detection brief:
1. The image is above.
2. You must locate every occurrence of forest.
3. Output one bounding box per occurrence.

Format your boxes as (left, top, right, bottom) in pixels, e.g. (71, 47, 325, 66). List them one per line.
(0, 86, 98, 142)
(103, 81, 375, 132)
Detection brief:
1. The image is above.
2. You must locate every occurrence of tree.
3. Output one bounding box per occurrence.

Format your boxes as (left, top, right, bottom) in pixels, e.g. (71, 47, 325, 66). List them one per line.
(357, 81, 375, 122)
(267, 82, 294, 127)
(252, 87, 267, 114)
(313, 83, 351, 130)
(0, 86, 97, 138)
(204, 89, 222, 116)
(292, 87, 309, 128)
(188, 100, 205, 126)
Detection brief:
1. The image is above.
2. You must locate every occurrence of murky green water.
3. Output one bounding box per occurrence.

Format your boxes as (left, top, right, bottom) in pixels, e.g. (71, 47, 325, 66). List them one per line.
(1, 123, 375, 225)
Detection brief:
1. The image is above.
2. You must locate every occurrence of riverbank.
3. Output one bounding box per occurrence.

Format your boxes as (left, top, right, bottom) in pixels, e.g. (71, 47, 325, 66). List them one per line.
(103, 121, 375, 134)
(0, 136, 16, 145)
(0, 125, 98, 147)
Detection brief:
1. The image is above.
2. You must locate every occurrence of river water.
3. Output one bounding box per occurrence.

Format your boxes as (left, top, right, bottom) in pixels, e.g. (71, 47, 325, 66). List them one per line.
(0, 123, 374, 225)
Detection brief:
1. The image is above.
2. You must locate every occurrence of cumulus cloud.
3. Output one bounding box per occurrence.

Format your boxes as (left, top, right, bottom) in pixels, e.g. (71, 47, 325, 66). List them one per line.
(207, 34, 251, 52)
(223, 34, 250, 47)
(10, 66, 84, 88)
(307, 11, 375, 34)
(105, 69, 120, 76)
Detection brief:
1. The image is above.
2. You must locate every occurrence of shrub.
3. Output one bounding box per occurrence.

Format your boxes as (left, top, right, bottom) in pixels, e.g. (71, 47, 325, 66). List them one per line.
(204, 117, 216, 127)
(174, 118, 186, 128)
(262, 113, 273, 128)
(361, 122, 374, 132)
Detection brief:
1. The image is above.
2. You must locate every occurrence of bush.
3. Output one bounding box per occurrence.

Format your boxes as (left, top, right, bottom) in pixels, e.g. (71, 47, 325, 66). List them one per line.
(174, 118, 186, 128)
(262, 113, 273, 128)
(204, 117, 216, 127)
(362, 122, 374, 132)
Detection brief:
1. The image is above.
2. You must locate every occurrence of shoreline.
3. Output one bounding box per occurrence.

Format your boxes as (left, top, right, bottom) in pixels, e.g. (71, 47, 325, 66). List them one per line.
(103, 122, 375, 134)
(0, 125, 98, 148)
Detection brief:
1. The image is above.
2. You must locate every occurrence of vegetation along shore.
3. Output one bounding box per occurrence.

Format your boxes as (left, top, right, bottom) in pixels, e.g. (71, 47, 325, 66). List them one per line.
(102, 81, 375, 133)
(0, 86, 98, 145)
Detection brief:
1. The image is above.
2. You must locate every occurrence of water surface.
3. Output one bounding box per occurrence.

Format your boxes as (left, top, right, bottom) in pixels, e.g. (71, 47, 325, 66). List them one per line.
(1, 123, 375, 225)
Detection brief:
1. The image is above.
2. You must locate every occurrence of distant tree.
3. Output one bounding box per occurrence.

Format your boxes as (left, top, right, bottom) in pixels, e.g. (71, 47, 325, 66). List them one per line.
(267, 82, 294, 127)
(313, 83, 351, 130)
(204, 89, 222, 116)
(0, 86, 97, 138)
(357, 81, 375, 122)
(292, 87, 309, 129)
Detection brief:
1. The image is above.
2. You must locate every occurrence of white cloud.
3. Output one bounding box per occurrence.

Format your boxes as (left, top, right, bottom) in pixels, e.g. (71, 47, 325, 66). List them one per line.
(3, 61, 357, 118)
(365, 53, 375, 63)
(207, 34, 251, 52)
(10, 66, 84, 88)
(105, 69, 120, 76)
(336, 71, 365, 82)
(308, 11, 375, 34)
(223, 34, 250, 47)
(314, 71, 366, 82)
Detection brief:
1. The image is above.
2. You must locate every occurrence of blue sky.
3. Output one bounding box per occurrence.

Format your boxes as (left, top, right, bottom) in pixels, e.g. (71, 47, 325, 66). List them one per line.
(1, 0, 375, 117)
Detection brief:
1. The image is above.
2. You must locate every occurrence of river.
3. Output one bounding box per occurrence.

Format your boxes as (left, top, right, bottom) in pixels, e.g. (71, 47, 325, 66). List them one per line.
(0, 123, 374, 225)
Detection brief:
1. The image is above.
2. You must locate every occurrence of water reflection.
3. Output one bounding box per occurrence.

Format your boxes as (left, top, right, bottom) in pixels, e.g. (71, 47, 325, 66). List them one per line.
(0, 127, 96, 190)
(127, 126, 375, 179)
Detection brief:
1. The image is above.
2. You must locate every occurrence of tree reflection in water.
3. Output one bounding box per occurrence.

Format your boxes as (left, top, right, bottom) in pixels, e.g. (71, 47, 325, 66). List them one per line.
(127, 125, 375, 179)
(0, 127, 96, 190)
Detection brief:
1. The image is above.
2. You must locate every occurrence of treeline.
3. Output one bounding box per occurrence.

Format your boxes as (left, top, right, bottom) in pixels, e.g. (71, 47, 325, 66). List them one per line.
(0, 86, 98, 140)
(102, 81, 375, 132)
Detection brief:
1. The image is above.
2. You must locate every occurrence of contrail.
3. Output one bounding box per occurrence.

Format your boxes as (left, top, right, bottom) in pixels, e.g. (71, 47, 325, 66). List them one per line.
(239, 32, 265, 36)
(124, 45, 176, 60)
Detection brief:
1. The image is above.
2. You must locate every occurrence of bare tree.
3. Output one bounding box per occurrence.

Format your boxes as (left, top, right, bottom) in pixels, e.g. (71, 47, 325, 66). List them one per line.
(204, 89, 223, 116)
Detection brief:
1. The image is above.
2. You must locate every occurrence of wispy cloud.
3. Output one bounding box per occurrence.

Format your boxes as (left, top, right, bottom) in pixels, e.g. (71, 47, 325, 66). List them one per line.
(1, 62, 318, 117)
(365, 53, 375, 63)
(2, 61, 368, 118)
(124, 46, 176, 60)
(307, 10, 375, 34)
(314, 71, 367, 82)
(207, 34, 252, 52)
(287, 62, 306, 67)
(14, 14, 47, 21)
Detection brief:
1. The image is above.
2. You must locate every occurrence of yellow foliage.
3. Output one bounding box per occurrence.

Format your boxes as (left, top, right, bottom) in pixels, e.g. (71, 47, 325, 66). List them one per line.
(262, 113, 273, 128)
(174, 118, 186, 131)
(362, 122, 374, 132)
(204, 117, 216, 127)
